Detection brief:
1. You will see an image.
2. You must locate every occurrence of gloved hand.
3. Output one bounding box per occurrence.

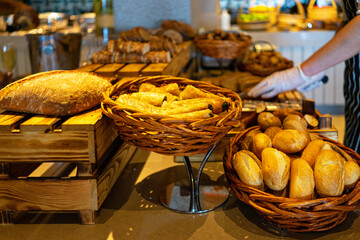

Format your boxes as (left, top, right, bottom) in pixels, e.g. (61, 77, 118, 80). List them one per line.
(247, 66, 325, 99)
(297, 74, 327, 92)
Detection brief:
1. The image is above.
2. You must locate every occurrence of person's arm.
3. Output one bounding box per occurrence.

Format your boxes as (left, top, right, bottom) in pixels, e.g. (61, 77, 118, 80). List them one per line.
(301, 15, 360, 76)
(248, 15, 360, 98)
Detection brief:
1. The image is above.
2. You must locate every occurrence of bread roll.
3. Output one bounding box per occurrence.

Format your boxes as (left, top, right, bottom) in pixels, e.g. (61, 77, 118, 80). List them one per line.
(257, 112, 282, 130)
(283, 119, 311, 143)
(289, 158, 315, 200)
(262, 147, 290, 191)
(264, 126, 282, 141)
(301, 140, 325, 168)
(240, 129, 262, 151)
(272, 129, 309, 154)
(252, 133, 272, 159)
(344, 159, 360, 190)
(0, 70, 111, 116)
(232, 150, 264, 190)
(283, 114, 307, 128)
(272, 108, 303, 121)
(314, 150, 345, 197)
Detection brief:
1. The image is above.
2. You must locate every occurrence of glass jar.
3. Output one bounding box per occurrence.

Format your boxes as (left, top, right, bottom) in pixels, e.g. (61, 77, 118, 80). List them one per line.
(94, 0, 114, 47)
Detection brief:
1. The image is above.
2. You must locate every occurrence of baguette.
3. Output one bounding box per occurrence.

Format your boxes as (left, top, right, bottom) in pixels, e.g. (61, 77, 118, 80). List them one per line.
(0, 70, 111, 116)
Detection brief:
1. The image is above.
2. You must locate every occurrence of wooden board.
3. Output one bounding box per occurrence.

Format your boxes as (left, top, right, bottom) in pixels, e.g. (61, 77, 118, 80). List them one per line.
(94, 63, 125, 77)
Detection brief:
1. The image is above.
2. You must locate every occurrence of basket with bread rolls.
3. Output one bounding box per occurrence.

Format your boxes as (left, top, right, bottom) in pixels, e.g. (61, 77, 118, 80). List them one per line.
(223, 109, 360, 232)
(101, 75, 241, 156)
(238, 41, 294, 77)
(194, 29, 252, 59)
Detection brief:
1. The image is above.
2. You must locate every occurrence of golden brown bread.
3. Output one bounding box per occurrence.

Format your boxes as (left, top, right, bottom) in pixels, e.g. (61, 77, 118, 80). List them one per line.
(264, 126, 282, 141)
(232, 150, 264, 190)
(272, 129, 309, 154)
(344, 159, 360, 190)
(161, 20, 196, 38)
(289, 158, 315, 200)
(272, 108, 303, 121)
(314, 150, 345, 197)
(252, 133, 272, 159)
(240, 128, 262, 151)
(0, 70, 112, 116)
(262, 147, 290, 191)
(283, 114, 307, 128)
(282, 118, 311, 143)
(301, 139, 326, 168)
(257, 112, 282, 130)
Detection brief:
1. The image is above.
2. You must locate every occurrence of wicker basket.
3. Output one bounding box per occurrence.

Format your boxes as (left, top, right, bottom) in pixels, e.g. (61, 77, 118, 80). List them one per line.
(223, 126, 360, 232)
(101, 75, 242, 156)
(244, 59, 294, 77)
(194, 36, 252, 59)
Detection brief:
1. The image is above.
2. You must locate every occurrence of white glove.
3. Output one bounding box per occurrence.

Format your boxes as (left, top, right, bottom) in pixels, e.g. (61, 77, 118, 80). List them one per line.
(247, 66, 325, 99)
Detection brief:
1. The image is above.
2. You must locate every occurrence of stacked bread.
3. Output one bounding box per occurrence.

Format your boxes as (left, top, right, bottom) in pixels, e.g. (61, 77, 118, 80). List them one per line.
(91, 20, 195, 64)
(232, 109, 360, 200)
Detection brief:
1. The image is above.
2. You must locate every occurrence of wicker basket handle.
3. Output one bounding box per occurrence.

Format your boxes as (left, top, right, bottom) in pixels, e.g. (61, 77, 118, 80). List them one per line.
(308, 0, 337, 10)
(251, 40, 275, 53)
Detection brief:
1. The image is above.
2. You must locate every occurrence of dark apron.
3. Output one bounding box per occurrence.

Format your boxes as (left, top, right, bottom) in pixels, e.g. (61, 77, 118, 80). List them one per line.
(343, 0, 360, 152)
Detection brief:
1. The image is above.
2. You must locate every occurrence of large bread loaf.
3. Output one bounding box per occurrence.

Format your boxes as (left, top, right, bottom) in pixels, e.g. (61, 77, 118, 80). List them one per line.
(0, 70, 112, 116)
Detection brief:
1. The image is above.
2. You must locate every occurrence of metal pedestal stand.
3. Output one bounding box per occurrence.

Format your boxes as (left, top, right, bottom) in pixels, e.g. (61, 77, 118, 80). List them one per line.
(159, 142, 229, 213)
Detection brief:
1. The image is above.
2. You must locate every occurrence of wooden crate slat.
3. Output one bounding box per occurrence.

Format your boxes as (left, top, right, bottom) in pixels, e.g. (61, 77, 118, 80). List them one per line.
(0, 132, 90, 163)
(94, 63, 125, 77)
(20, 116, 61, 132)
(116, 63, 148, 77)
(0, 112, 27, 132)
(163, 41, 192, 76)
(97, 144, 137, 207)
(94, 118, 119, 167)
(61, 108, 103, 131)
(141, 63, 168, 76)
(76, 64, 104, 72)
(0, 179, 97, 211)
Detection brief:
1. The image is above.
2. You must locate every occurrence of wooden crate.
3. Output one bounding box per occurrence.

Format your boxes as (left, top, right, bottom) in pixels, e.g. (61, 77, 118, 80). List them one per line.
(76, 41, 193, 78)
(0, 108, 137, 224)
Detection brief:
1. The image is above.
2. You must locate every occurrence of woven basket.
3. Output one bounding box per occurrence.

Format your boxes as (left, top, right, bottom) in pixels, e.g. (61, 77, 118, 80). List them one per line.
(244, 59, 294, 77)
(101, 75, 242, 156)
(194, 36, 252, 59)
(223, 126, 360, 232)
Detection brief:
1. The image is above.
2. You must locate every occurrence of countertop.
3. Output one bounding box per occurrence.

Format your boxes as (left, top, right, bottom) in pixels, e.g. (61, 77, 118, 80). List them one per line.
(2, 146, 360, 240)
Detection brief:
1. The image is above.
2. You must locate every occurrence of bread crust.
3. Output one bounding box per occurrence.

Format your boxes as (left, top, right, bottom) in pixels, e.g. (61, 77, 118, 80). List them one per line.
(314, 150, 345, 197)
(262, 147, 290, 191)
(289, 158, 315, 200)
(272, 129, 309, 154)
(0, 70, 112, 116)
